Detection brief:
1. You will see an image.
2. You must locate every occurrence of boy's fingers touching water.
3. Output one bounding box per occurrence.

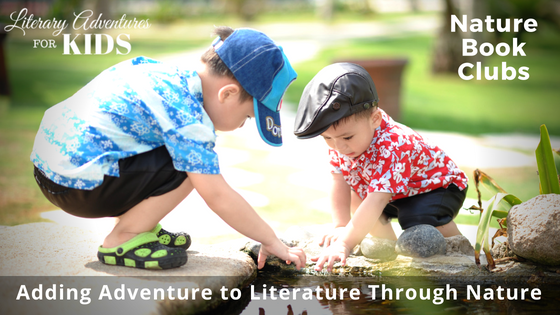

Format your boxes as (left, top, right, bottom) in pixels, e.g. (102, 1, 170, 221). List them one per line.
(257, 241, 307, 270)
(312, 242, 350, 272)
(287, 247, 307, 269)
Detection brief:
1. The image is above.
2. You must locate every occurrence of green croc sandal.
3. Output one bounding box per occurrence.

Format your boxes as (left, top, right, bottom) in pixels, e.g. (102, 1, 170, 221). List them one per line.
(152, 223, 192, 249)
(97, 232, 187, 270)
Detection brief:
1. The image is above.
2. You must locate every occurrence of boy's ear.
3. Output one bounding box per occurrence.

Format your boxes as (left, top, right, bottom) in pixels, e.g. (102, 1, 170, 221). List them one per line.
(218, 84, 241, 103)
(370, 108, 382, 127)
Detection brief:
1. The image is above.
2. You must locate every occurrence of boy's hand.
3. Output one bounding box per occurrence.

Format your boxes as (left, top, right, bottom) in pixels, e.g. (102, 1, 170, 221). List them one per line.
(189, 173, 307, 270)
(318, 227, 346, 247)
(311, 241, 351, 272)
(258, 239, 306, 270)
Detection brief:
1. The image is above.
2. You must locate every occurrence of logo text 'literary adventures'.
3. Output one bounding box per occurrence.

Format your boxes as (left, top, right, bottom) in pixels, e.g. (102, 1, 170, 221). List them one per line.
(4, 8, 150, 55)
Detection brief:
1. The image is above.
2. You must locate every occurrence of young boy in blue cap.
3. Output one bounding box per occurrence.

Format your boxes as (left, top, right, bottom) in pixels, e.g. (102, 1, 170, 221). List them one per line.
(294, 63, 468, 272)
(31, 26, 306, 270)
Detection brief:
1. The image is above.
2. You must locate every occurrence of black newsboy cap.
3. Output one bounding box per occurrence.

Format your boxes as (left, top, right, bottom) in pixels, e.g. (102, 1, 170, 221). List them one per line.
(294, 63, 379, 139)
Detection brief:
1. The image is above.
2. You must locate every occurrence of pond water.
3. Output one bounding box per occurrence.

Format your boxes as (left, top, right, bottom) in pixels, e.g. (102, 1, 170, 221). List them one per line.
(208, 270, 560, 315)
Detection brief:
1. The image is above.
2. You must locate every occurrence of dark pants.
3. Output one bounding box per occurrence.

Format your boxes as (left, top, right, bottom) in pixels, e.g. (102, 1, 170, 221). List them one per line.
(34, 146, 187, 218)
(383, 184, 467, 229)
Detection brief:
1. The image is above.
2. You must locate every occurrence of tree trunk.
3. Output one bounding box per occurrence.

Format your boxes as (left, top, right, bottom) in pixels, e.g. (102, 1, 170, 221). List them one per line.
(432, 0, 467, 74)
(93, 0, 113, 19)
(317, 0, 334, 22)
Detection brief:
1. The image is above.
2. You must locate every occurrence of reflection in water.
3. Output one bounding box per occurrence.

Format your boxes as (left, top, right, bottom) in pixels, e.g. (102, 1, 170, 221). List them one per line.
(259, 305, 307, 315)
(209, 271, 560, 315)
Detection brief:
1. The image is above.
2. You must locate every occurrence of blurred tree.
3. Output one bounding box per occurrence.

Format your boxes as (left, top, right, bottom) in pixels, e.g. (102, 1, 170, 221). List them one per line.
(223, 0, 263, 21)
(0, 25, 9, 96)
(51, 0, 84, 21)
(345, 0, 373, 14)
(316, 0, 334, 21)
(431, 0, 469, 74)
(51, 0, 115, 32)
(488, 0, 560, 41)
(154, 0, 183, 23)
(432, 0, 560, 74)
(89, 0, 114, 19)
(538, 0, 560, 31)
(409, 0, 420, 12)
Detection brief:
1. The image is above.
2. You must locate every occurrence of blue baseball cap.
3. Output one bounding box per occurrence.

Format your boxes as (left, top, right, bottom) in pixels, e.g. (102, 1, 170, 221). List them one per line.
(213, 28, 297, 146)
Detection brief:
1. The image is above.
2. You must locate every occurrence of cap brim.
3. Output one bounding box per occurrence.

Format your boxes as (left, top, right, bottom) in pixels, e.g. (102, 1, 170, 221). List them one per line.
(254, 98, 282, 146)
(295, 124, 330, 139)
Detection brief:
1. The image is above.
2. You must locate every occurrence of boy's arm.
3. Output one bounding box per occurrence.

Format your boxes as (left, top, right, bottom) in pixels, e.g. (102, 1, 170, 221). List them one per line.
(313, 191, 392, 272)
(187, 172, 306, 269)
(320, 173, 351, 247)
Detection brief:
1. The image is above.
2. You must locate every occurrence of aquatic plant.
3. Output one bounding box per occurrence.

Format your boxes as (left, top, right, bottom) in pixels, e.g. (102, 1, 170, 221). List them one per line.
(473, 125, 560, 270)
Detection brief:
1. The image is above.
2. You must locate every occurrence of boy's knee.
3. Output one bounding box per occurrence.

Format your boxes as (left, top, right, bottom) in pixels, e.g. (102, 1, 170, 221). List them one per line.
(379, 213, 392, 226)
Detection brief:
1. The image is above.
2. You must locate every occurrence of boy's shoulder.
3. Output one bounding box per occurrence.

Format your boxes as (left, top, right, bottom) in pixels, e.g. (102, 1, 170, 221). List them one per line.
(97, 56, 163, 76)
(85, 56, 202, 102)
(377, 111, 424, 142)
(100, 56, 197, 80)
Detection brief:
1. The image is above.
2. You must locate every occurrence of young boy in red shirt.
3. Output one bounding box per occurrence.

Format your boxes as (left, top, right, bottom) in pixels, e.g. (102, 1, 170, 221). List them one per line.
(294, 63, 468, 272)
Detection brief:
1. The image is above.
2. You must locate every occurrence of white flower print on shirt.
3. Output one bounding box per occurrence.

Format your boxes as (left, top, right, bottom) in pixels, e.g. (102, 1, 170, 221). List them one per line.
(130, 122, 150, 136)
(392, 162, 406, 183)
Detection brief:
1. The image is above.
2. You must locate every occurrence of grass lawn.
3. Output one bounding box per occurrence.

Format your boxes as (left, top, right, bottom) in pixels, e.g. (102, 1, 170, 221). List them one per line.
(1, 20, 559, 227)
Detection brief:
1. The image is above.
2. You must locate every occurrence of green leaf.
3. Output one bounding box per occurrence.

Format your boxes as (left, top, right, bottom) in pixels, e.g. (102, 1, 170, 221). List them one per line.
(535, 125, 560, 194)
(554, 149, 560, 177)
(474, 193, 522, 268)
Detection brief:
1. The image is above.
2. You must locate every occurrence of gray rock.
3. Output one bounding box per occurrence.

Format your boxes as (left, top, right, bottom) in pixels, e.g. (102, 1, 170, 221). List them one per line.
(508, 194, 560, 265)
(0, 223, 257, 315)
(446, 235, 474, 256)
(360, 236, 397, 261)
(395, 224, 446, 258)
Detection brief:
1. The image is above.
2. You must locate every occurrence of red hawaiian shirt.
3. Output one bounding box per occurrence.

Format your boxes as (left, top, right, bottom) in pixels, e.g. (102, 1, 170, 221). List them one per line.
(330, 109, 468, 201)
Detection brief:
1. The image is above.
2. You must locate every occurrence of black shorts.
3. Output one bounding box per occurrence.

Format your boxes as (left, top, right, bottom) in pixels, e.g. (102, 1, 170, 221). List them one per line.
(34, 146, 188, 218)
(383, 184, 467, 229)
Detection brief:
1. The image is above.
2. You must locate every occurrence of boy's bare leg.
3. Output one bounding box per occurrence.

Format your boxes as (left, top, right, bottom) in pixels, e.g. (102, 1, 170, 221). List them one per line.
(351, 191, 397, 241)
(103, 176, 194, 248)
(436, 221, 462, 237)
(367, 214, 397, 240)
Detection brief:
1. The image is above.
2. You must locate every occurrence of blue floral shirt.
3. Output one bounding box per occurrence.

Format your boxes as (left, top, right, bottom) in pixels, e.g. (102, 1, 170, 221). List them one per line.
(31, 56, 219, 190)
